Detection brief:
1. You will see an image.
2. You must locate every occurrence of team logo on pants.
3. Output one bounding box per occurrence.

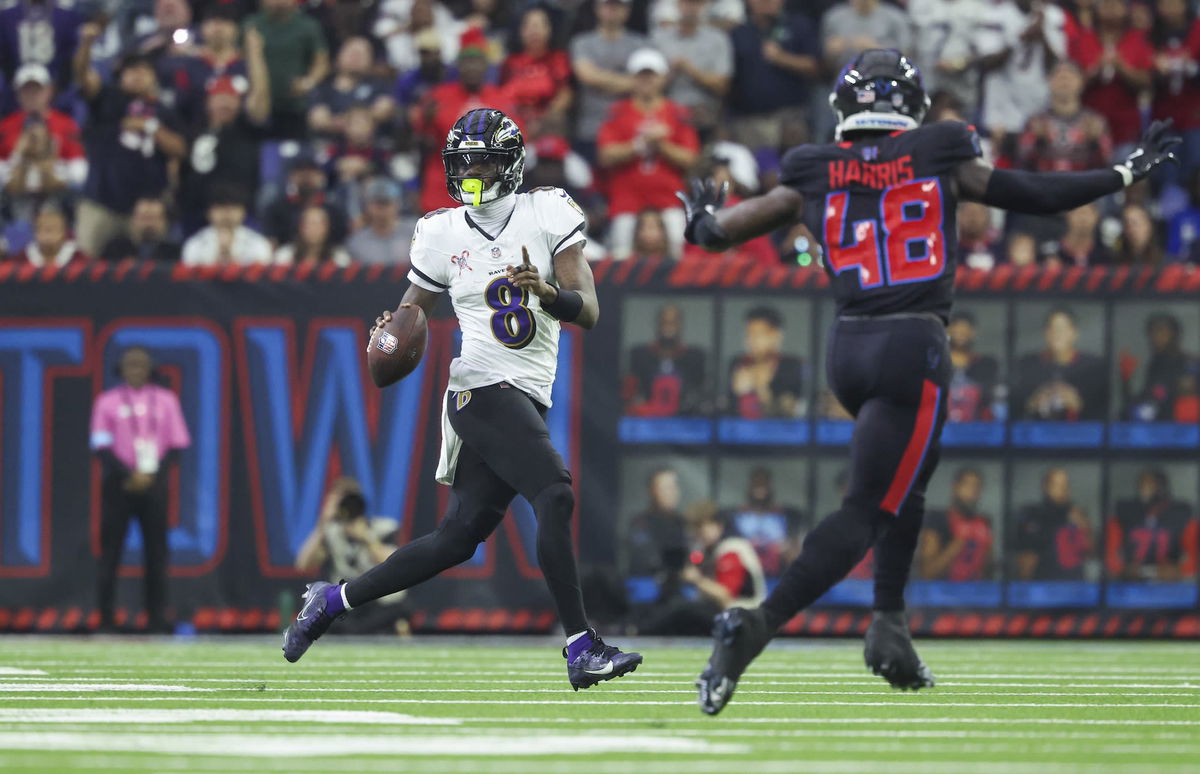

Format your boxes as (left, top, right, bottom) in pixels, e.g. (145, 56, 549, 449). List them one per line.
(376, 331, 398, 354)
(455, 390, 473, 411)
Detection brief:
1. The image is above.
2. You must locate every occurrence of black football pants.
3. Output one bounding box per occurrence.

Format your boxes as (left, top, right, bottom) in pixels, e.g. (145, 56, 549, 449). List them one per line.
(346, 383, 588, 634)
(763, 314, 951, 625)
(97, 478, 170, 628)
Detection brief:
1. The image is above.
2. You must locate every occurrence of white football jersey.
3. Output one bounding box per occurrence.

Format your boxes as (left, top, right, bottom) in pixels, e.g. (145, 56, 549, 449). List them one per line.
(407, 187, 588, 407)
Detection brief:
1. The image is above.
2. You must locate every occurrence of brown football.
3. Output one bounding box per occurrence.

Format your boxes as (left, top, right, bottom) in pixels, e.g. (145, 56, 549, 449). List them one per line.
(367, 305, 428, 388)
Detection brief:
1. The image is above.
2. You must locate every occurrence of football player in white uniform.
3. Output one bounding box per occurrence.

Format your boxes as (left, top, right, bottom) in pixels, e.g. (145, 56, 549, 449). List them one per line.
(283, 108, 643, 690)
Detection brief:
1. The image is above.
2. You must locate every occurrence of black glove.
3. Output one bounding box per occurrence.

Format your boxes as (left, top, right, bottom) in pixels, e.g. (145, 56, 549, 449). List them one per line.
(675, 179, 728, 244)
(1114, 119, 1181, 186)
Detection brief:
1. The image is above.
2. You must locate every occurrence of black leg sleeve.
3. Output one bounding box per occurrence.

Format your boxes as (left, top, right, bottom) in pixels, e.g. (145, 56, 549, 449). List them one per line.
(761, 502, 888, 630)
(532, 482, 588, 635)
(872, 493, 925, 612)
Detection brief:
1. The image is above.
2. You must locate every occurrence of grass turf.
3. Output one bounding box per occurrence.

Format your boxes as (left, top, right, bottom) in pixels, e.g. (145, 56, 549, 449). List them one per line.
(0, 636, 1197, 773)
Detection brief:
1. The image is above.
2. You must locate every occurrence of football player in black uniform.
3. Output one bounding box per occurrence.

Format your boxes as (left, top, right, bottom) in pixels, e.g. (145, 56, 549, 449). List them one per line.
(679, 49, 1179, 715)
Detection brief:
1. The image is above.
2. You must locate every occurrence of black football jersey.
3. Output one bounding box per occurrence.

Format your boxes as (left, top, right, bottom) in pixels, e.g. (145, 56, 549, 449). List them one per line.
(780, 121, 983, 319)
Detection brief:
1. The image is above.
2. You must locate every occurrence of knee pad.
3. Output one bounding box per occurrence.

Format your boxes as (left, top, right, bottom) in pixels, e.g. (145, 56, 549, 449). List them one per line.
(532, 481, 575, 525)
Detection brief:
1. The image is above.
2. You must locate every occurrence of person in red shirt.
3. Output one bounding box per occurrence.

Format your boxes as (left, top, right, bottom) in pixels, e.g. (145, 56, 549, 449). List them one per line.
(9, 207, 90, 268)
(1070, 0, 1154, 149)
(500, 5, 572, 132)
(1148, 0, 1200, 184)
(597, 48, 699, 260)
(917, 468, 996, 582)
(0, 63, 87, 220)
(411, 27, 515, 214)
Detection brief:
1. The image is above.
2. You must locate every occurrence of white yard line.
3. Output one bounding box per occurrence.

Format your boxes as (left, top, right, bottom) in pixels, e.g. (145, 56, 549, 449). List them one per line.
(0, 710, 458, 725)
(0, 732, 745, 758)
(0, 683, 214, 693)
(0, 668, 48, 675)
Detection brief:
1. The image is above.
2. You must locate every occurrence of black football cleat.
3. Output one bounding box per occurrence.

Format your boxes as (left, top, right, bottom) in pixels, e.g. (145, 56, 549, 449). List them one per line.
(864, 610, 935, 690)
(697, 607, 772, 716)
(282, 582, 341, 663)
(564, 629, 642, 691)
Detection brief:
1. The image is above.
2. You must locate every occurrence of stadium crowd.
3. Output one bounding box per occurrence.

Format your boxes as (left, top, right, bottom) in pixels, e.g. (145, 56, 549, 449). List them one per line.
(1, 0, 1200, 266)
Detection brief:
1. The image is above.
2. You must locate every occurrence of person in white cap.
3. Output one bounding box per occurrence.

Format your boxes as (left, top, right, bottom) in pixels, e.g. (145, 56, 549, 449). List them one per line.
(597, 48, 699, 259)
(0, 64, 87, 221)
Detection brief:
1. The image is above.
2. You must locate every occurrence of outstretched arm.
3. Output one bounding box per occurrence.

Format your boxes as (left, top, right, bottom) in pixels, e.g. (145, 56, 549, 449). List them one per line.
(957, 120, 1180, 214)
(678, 181, 804, 252)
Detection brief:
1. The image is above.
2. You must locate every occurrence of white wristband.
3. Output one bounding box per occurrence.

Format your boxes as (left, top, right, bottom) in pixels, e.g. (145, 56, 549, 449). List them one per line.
(1113, 164, 1134, 188)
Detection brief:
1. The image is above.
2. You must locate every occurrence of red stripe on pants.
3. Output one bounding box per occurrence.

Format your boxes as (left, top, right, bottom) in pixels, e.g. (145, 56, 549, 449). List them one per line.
(880, 379, 941, 515)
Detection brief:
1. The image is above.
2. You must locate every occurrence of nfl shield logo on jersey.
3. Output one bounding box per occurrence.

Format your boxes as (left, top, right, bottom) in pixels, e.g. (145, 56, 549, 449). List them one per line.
(491, 246, 502, 259)
(376, 331, 398, 355)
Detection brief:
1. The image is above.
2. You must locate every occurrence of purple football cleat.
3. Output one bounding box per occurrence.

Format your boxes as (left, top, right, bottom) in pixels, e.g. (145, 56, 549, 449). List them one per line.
(282, 582, 341, 663)
(564, 629, 642, 691)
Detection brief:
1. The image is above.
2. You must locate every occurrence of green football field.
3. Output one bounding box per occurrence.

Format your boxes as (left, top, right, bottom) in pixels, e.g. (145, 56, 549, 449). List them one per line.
(0, 636, 1197, 774)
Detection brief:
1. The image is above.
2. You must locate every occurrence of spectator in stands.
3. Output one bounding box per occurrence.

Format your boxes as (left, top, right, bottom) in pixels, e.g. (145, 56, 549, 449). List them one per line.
(1018, 62, 1113, 173)
(1114, 202, 1164, 265)
(244, 0, 329, 139)
(681, 143, 777, 265)
(977, 0, 1068, 141)
(524, 127, 594, 204)
(347, 177, 414, 265)
(100, 196, 181, 263)
(822, 0, 913, 72)
(0, 0, 84, 92)
(631, 210, 670, 260)
(652, 0, 732, 136)
(0, 64, 86, 222)
(73, 28, 188, 258)
(155, 6, 255, 133)
(274, 204, 352, 266)
(375, 0, 462, 73)
(1005, 231, 1039, 266)
(730, 0, 819, 150)
(956, 201, 1002, 270)
(625, 303, 709, 416)
(261, 154, 348, 247)
(1047, 202, 1113, 267)
(133, 0, 196, 57)
(294, 477, 410, 636)
(393, 28, 453, 107)
(908, 0, 989, 116)
(90, 345, 191, 633)
(947, 310, 1002, 422)
(178, 34, 271, 235)
(918, 468, 996, 581)
(413, 28, 515, 213)
(625, 466, 689, 578)
(1012, 306, 1108, 421)
(308, 36, 396, 140)
(1121, 312, 1200, 422)
(1107, 468, 1198, 582)
(1072, 0, 1154, 152)
(597, 48, 698, 260)
(638, 502, 765, 635)
(181, 184, 274, 265)
(501, 5, 572, 131)
(570, 0, 647, 161)
(725, 466, 806, 578)
(1150, 0, 1200, 184)
(727, 306, 806, 419)
(8, 206, 88, 267)
(1012, 467, 1095, 581)
(328, 106, 394, 192)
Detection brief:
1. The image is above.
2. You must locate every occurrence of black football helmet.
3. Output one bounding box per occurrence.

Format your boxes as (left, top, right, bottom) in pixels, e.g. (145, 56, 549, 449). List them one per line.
(829, 49, 930, 139)
(443, 108, 525, 206)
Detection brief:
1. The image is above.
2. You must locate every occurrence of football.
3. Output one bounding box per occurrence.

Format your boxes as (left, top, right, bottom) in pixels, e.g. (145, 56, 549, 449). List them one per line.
(367, 304, 427, 388)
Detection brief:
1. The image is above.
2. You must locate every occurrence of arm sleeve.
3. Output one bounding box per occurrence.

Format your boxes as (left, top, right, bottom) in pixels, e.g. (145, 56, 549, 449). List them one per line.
(164, 391, 192, 450)
(405, 216, 451, 292)
(537, 188, 588, 256)
(981, 167, 1124, 215)
(89, 395, 115, 451)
